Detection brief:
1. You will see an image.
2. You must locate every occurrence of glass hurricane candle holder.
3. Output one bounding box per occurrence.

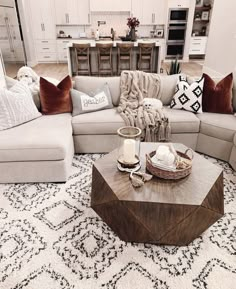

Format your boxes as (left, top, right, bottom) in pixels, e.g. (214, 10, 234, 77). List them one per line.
(117, 126, 142, 170)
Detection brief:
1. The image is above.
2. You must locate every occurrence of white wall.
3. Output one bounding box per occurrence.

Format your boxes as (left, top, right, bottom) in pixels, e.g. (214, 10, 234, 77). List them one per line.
(17, 0, 37, 67)
(203, 0, 236, 77)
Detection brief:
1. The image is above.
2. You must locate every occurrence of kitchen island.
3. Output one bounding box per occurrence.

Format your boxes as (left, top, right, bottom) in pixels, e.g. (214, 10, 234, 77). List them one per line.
(67, 39, 164, 76)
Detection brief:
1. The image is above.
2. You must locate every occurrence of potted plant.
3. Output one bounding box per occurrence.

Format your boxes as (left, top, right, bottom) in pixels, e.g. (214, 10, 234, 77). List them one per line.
(127, 17, 140, 41)
(167, 56, 181, 75)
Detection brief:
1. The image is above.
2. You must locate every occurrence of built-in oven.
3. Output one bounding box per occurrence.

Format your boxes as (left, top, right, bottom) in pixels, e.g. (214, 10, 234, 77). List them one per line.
(166, 8, 188, 59)
(169, 8, 188, 23)
(166, 42, 184, 58)
(167, 23, 187, 42)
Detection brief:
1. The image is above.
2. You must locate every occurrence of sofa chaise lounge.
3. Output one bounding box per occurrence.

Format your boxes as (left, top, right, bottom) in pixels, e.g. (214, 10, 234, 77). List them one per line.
(0, 74, 235, 183)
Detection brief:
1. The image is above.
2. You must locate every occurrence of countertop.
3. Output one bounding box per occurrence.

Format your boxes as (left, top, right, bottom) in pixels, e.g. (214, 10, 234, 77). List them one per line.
(64, 38, 165, 48)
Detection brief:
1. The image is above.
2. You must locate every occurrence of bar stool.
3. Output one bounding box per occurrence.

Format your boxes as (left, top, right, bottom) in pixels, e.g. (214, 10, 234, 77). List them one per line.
(117, 42, 134, 75)
(73, 43, 91, 76)
(138, 42, 155, 73)
(96, 42, 113, 76)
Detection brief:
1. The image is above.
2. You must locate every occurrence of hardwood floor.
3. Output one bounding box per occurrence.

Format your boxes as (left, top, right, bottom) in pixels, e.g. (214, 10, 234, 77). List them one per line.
(161, 61, 203, 77)
(32, 61, 203, 80)
(5, 63, 23, 78)
(33, 63, 69, 80)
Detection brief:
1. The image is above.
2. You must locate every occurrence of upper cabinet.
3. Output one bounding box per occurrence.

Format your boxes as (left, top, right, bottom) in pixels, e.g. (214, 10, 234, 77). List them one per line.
(90, 0, 131, 12)
(55, 0, 90, 25)
(168, 0, 190, 8)
(132, 0, 167, 25)
(29, 0, 55, 39)
(55, 0, 78, 25)
(78, 0, 91, 25)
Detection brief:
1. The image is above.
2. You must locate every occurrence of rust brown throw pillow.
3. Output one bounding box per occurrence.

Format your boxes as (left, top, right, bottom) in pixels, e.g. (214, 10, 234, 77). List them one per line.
(202, 73, 233, 114)
(40, 76, 72, 115)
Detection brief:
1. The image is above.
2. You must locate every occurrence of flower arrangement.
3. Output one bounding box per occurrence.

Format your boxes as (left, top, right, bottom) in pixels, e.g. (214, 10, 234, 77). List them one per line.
(127, 17, 140, 29)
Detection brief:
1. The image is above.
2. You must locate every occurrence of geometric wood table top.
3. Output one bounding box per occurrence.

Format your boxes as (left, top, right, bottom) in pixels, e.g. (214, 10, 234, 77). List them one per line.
(91, 143, 224, 245)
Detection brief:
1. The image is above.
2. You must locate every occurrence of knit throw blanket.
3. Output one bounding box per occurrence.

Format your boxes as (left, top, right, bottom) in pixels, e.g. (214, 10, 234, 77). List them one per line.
(117, 71, 171, 142)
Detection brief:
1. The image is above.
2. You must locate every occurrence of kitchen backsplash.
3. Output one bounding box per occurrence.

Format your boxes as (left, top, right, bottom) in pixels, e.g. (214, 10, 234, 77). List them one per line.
(56, 11, 163, 39)
(90, 11, 130, 37)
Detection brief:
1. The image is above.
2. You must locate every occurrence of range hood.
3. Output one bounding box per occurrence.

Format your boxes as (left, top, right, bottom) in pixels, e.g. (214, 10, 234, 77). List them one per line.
(90, 0, 131, 12)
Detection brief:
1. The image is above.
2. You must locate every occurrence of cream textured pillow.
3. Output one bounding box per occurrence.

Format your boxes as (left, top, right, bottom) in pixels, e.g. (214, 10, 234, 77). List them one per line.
(0, 82, 41, 131)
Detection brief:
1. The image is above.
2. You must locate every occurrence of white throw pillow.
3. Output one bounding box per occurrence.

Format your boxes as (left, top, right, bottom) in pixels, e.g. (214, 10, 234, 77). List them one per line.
(0, 82, 41, 131)
(71, 83, 113, 116)
(170, 75, 204, 113)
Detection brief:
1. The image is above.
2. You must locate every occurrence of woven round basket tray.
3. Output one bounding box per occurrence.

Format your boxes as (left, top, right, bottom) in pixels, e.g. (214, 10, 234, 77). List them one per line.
(146, 149, 193, 180)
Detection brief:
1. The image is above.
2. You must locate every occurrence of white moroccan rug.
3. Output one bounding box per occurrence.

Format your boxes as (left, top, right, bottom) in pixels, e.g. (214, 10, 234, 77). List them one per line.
(0, 154, 235, 289)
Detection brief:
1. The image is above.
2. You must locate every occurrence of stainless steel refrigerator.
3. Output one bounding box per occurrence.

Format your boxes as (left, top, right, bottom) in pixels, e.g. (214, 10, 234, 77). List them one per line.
(0, 0, 26, 77)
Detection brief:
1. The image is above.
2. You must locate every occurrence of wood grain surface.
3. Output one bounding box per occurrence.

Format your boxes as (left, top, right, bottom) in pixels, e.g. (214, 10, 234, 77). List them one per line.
(91, 143, 224, 245)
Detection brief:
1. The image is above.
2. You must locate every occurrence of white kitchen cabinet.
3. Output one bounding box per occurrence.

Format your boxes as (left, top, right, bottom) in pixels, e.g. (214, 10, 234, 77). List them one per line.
(131, 0, 142, 19)
(78, 0, 91, 25)
(55, 0, 90, 25)
(132, 0, 166, 25)
(168, 0, 190, 8)
(34, 40, 57, 62)
(189, 36, 207, 55)
(29, 0, 55, 40)
(90, 0, 131, 12)
(57, 39, 71, 62)
(55, 0, 77, 25)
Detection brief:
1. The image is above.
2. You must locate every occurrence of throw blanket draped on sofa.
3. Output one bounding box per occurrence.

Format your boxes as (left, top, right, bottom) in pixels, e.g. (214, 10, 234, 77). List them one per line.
(117, 71, 171, 142)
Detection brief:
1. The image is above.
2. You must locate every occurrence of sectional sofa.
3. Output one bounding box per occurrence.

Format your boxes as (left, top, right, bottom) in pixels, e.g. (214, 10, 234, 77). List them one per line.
(0, 73, 235, 183)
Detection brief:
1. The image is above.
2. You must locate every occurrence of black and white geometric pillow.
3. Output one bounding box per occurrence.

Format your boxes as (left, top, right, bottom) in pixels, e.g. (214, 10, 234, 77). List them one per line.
(170, 75, 204, 113)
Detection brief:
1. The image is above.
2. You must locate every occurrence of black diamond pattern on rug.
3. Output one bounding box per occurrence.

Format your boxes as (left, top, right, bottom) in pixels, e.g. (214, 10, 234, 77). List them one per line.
(192, 259, 236, 289)
(209, 213, 236, 255)
(12, 264, 74, 289)
(65, 174, 91, 207)
(101, 262, 169, 289)
(0, 154, 235, 289)
(137, 237, 204, 276)
(0, 208, 8, 220)
(72, 230, 108, 258)
(34, 201, 83, 231)
(0, 220, 46, 282)
(3, 183, 60, 211)
(53, 217, 125, 279)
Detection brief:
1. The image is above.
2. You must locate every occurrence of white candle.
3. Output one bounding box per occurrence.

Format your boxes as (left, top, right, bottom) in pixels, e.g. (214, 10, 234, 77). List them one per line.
(123, 139, 136, 163)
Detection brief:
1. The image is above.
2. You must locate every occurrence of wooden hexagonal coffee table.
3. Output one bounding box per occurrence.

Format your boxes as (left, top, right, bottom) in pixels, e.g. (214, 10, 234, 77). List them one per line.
(91, 143, 224, 246)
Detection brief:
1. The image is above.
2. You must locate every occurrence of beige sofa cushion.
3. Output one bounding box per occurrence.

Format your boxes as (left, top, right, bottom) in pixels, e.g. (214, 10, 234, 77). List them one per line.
(74, 76, 121, 106)
(73, 107, 200, 135)
(234, 134, 236, 145)
(159, 74, 180, 105)
(164, 108, 200, 133)
(0, 114, 72, 162)
(197, 113, 236, 142)
(72, 108, 125, 135)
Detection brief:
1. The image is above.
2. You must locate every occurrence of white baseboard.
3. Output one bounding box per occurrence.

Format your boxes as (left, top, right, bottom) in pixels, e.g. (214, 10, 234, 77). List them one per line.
(183, 56, 189, 62)
(202, 66, 224, 78)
